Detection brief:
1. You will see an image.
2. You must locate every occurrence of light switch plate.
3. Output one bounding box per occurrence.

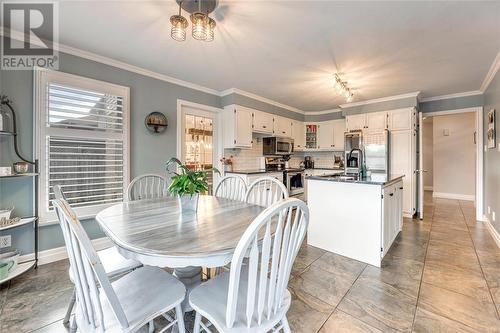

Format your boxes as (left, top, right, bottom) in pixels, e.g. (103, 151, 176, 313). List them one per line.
(0, 235, 11, 248)
(493, 211, 496, 222)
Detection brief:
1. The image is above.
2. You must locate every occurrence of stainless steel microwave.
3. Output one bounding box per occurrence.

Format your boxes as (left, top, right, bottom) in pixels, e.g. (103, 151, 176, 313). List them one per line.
(263, 137, 294, 155)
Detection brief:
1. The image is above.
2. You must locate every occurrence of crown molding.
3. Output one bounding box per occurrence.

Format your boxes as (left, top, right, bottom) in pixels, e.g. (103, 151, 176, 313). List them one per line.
(339, 91, 421, 108)
(220, 88, 305, 114)
(419, 90, 483, 103)
(306, 108, 342, 115)
(1, 28, 220, 96)
(480, 50, 500, 93)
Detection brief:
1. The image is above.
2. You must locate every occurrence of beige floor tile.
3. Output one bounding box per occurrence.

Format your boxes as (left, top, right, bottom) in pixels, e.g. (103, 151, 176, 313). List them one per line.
(289, 266, 356, 307)
(412, 308, 484, 333)
(292, 244, 326, 276)
(418, 283, 500, 332)
(311, 252, 366, 281)
(287, 287, 334, 333)
(337, 275, 417, 333)
(320, 309, 382, 333)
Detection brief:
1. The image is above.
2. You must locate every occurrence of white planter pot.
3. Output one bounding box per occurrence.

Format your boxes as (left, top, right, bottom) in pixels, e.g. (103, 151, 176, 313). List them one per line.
(178, 193, 199, 213)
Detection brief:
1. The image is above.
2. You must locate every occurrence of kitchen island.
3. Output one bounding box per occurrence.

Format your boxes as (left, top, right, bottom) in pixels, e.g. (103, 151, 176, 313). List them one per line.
(306, 173, 404, 267)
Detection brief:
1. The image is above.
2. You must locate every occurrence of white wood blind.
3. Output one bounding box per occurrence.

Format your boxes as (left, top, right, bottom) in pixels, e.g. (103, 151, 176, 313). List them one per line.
(36, 69, 130, 223)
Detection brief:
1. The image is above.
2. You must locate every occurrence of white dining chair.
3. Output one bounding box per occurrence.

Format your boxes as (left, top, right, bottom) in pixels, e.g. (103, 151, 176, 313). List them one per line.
(214, 175, 247, 201)
(127, 174, 168, 201)
(245, 176, 289, 207)
(189, 198, 309, 333)
(53, 196, 186, 333)
(53, 185, 143, 331)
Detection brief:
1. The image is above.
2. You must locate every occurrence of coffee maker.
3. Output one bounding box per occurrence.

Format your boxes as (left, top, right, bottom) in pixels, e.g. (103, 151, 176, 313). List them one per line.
(304, 156, 314, 169)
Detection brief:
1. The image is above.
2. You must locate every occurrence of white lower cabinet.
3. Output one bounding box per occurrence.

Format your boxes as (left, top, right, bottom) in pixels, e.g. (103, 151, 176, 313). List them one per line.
(381, 180, 403, 257)
(226, 172, 283, 186)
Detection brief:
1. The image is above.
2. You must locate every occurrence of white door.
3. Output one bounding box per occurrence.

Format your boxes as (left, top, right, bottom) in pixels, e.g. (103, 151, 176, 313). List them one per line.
(292, 119, 305, 150)
(391, 130, 414, 216)
(274, 116, 292, 137)
(418, 112, 424, 219)
(366, 111, 388, 131)
(317, 121, 335, 150)
(180, 105, 222, 193)
(332, 120, 346, 150)
(252, 110, 273, 134)
(235, 108, 253, 146)
(346, 114, 366, 131)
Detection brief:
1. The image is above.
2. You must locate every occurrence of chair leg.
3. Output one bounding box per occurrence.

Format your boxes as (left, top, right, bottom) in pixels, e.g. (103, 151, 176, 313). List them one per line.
(193, 312, 202, 333)
(63, 288, 76, 326)
(148, 320, 155, 333)
(69, 315, 78, 333)
(282, 317, 291, 333)
(175, 304, 186, 333)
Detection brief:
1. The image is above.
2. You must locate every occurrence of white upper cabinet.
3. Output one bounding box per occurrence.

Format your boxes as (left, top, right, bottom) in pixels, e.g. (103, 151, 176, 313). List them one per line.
(317, 121, 335, 150)
(388, 108, 415, 131)
(291, 119, 305, 150)
(274, 116, 292, 138)
(332, 119, 346, 150)
(346, 114, 366, 131)
(252, 110, 273, 134)
(365, 111, 388, 131)
(223, 105, 253, 149)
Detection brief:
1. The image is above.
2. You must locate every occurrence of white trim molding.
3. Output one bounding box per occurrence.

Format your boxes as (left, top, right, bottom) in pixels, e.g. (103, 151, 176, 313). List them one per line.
(220, 88, 304, 114)
(483, 216, 500, 249)
(339, 91, 421, 108)
(19, 237, 112, 266)
(432, 192, 475, 201)
(419, 90, 483, 103)
(480, 50, 500, 93)
(306, 108, 343, 115)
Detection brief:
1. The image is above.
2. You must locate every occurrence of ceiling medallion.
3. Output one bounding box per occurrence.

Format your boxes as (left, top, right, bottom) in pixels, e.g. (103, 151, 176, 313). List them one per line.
(333, 73, 354, 102)
(170, 0, 217, 42)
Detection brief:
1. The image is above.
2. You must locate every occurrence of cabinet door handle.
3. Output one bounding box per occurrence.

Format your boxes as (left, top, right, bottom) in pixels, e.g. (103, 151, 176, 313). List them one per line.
(282, 131, 286, 134)
(262, 125, 266, 128)
(399, 187, 403, 190)
(390, 193, 394, 196)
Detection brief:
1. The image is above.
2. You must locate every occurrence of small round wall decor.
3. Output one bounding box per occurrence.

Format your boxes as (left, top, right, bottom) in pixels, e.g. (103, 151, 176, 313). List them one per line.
(145, 111, 168, 133)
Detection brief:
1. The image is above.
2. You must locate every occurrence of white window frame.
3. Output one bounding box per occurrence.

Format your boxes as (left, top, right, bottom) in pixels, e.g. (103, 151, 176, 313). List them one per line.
(34, 68, 130, 224)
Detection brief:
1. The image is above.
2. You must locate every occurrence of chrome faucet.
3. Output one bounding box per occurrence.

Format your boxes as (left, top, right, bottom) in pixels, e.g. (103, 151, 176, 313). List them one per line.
(346, 148, 364, 176)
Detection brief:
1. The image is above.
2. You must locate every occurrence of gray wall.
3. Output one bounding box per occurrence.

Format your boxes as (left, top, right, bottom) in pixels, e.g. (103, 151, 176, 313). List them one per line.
(0, 49, 219, 255)
(221, 93, 304, 121)
(341, 96, 418, 116)
(483, 69, 500, 235)
(304, 112, 344, 122)
(419, 94, 484, 113)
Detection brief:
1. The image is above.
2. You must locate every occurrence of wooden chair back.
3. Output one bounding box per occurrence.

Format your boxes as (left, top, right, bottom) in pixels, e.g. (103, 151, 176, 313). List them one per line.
(127, 174, 168, 201)
(245, 176, 289, 207)
(53, 187, 129, 330)
(225, 198, 309, 328)
(214, 175, 247, 201)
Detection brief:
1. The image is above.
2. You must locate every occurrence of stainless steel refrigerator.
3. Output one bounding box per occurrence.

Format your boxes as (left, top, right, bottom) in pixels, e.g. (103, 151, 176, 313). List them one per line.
(363, 130, 390, 175)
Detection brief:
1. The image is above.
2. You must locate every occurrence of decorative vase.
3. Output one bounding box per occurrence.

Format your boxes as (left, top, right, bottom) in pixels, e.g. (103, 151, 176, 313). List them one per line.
(178, 193, 199, 212)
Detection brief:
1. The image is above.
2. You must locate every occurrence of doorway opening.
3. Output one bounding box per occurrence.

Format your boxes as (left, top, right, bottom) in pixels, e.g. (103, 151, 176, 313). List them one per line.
(420, 109, 480, 219)
(177, 100, 223, 194)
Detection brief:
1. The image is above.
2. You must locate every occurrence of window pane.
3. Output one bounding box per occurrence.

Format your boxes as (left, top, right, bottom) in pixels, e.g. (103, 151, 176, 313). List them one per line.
(47, 83, 123, 132)
(47, 136, 124, 210)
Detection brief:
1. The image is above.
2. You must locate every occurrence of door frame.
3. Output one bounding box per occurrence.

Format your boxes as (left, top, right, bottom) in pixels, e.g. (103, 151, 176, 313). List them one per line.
(418, 107, 483, 221)
(176, 99, 224, 187)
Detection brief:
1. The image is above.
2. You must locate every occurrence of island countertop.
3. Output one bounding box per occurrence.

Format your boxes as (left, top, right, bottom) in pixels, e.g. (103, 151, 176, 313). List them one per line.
(306, 173, 405, 186)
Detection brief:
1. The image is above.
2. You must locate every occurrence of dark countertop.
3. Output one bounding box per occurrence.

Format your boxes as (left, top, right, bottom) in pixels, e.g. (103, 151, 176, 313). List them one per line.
(306, 173, 404, 186)
(305, 167, 344, 171)
(226, 169, 269, 174)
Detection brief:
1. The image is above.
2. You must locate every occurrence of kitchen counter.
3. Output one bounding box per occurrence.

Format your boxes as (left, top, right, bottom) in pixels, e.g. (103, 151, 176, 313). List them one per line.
(307, 173, 404, 187)
(226, 169, 269, 174)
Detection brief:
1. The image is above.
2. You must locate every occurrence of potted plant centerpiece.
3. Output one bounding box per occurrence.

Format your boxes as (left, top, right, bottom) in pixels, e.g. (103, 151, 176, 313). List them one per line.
(166, 158, 219, 212)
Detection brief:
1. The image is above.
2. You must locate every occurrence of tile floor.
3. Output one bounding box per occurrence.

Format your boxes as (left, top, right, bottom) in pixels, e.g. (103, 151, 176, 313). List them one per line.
(1, 194, 499, 332)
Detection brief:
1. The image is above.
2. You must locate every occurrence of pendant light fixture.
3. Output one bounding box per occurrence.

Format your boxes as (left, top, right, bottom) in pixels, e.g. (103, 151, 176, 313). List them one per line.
(170, 1, 188, 42)
(170, 0, 217, 42)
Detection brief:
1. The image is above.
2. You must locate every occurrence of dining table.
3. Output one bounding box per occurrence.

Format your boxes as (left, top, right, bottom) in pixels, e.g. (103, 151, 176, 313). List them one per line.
(95, 195, 265, 311)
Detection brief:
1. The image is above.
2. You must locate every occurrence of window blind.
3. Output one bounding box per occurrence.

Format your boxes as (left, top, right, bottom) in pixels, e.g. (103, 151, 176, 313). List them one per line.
(36, 70, 129, 222)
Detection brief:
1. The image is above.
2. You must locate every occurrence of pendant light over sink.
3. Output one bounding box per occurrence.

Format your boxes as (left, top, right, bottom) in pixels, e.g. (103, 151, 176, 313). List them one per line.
(170, 0, 217, 42)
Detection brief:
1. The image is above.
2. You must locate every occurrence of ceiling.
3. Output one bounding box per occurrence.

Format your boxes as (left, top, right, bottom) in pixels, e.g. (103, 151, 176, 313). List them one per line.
(20, 1, 500, 111)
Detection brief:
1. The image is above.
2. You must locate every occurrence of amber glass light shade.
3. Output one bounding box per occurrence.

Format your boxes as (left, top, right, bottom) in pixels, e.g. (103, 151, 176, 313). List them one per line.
(204, 17, 216, 42)
(191, 12, 207, 40)
(170, 14, 188, 41)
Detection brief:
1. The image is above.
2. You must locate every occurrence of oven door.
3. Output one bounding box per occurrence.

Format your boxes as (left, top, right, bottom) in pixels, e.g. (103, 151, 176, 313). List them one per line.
(286, 171, 305, 195)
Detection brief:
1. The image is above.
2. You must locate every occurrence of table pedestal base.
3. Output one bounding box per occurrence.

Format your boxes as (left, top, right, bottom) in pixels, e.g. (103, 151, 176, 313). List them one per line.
(173, 266, 202, 312)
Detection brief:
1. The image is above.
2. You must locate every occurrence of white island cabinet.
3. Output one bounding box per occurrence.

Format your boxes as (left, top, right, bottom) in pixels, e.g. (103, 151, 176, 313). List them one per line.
(306, 174, 404, 267)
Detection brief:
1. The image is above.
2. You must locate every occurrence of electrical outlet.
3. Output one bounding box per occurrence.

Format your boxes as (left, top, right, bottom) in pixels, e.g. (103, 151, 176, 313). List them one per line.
(493, 211, 496, 222)
(0, 235, 11, 248)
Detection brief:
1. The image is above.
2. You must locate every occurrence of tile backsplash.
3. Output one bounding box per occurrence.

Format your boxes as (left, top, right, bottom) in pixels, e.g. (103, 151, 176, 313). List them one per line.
(223, 136, 343, 170)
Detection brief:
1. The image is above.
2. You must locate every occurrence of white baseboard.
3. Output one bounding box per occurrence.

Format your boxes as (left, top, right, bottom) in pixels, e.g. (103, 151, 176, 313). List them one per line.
(432, 192, 475, 201)
(19, 237, 112, 266)
(424, 186, 433, 191)
(483, 215, 500, 249)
